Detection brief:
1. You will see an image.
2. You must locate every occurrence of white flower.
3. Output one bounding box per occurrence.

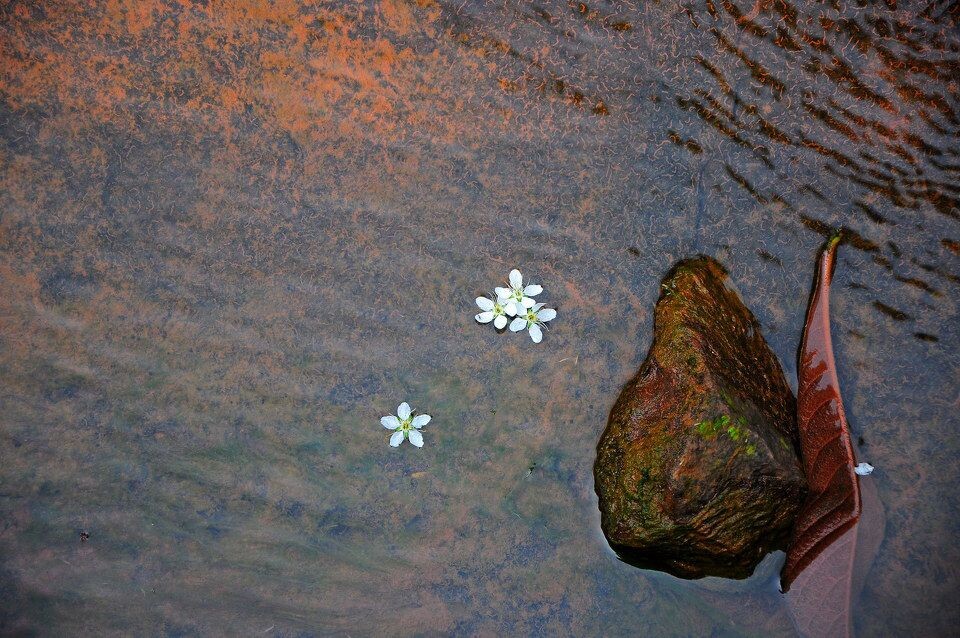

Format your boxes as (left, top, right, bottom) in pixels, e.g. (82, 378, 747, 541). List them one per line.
(475, 295, 510, 330)
(854, 462, 874, 476)
(381, 402, 430, 448)
(495, 269, 542, 317)
(509, 303, 557, 343)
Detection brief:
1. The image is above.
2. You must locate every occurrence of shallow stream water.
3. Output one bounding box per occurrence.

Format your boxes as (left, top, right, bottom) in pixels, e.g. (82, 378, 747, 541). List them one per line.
(1, 1, 958, 635)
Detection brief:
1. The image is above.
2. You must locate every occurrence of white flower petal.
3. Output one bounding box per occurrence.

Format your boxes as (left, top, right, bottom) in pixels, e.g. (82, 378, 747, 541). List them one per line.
(537, 308, 557, 322)
(397, 402, 411, 420)
(381, 415, 401, 430)
(411, 414, 431, 428)
(509, 317, 527, 332)
(854, 462, 874, 476)
(529, 323, 543, 343)
(509, 269, 523, 289)
(408, 430, 424, 447)
(523, 284, 542, 296)
(389, 430, 405, 447)
(475, 311, 494, 323)
(532, 302, 545, 311)
(475, 296, 494, 311)
(493, 314, 508, 329)
(504, 301, 518, 317)
(495, 287, 512, 299)
(521, 296, 536, 308)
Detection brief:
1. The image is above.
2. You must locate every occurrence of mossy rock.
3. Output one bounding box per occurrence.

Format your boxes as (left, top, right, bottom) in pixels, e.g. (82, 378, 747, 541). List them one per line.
(594, 257, 806, 579)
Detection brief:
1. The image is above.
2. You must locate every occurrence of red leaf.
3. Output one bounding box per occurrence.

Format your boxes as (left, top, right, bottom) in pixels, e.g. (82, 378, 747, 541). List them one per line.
(781, 235, 885, 636)
(782, 234, 860, 587)
(785, 476, 884, 637)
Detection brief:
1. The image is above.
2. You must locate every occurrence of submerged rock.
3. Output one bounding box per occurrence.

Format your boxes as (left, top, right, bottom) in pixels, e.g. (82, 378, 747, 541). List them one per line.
(594, 257, 807, 579)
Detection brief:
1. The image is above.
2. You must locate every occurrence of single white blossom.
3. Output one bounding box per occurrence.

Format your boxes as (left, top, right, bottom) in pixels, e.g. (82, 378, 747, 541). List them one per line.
(495, 269, 541, 317)
(475, 295, 510, 330)
(509, 303, 557, 343)
(381, 402, 430, 448)
(854, 462, 874, 476)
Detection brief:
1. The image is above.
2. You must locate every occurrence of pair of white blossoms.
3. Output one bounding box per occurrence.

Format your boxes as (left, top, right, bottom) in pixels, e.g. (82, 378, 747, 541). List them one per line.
(382, 268, 557, 448)
(474, 269, 557, 343)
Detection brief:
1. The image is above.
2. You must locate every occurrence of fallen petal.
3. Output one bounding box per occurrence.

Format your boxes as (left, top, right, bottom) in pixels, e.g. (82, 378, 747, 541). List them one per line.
(854, 462, 874, 476)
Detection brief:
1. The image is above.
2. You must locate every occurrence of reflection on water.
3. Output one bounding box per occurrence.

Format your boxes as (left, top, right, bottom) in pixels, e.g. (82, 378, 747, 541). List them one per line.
(1, 1, 957, 635)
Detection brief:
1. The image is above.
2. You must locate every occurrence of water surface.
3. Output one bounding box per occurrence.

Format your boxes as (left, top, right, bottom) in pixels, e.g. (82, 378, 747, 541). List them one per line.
(1, 1, 958, 635)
